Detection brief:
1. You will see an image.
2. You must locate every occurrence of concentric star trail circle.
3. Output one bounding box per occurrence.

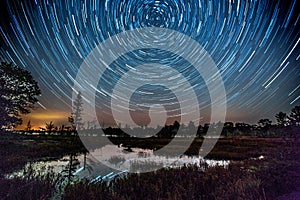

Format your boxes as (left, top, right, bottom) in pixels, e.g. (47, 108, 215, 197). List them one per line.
(0, 0, 298, 124)
(73, 27, 226, 173)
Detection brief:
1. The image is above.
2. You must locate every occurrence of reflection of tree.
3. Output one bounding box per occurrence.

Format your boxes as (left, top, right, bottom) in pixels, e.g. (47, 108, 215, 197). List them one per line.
(62, 153, 80, 183)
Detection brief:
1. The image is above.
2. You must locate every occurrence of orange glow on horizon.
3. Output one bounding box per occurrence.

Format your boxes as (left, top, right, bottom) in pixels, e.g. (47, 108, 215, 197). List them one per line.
(17, 110, 71, 130)
(29, 112, 68, 120)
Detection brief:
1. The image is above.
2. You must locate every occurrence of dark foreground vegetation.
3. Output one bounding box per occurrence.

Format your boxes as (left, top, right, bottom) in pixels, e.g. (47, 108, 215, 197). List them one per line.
(62, 137, 300, 200)
(1, 57, 299, 199)
(0, 133, 87, 176)
(0, 131, 299, 200)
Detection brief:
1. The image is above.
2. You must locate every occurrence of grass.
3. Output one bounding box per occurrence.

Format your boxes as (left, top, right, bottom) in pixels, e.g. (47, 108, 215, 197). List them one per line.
(63, 138, 299, 199)
(0, 132, 87, 175)
(109, 136, 282, 160)
(0, 166, 61, 200)
(0, 131, 299, 199)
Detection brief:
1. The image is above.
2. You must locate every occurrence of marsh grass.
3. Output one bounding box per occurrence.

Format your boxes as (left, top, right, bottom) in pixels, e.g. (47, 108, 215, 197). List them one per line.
(0, 165, 62, 200)
(1, 133, 298, 199)
(62, 138, 299, 200)
(108, 155, 126, 165)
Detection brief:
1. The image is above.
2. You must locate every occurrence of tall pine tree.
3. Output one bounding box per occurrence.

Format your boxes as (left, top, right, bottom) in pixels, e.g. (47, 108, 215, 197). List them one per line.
(73, 91, 84, 130)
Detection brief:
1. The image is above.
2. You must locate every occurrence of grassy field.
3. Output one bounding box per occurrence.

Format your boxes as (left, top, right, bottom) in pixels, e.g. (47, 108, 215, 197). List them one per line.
(0, 132, 299, 199)
(0, 133, 87, 175)
(64, 137, 300, 199)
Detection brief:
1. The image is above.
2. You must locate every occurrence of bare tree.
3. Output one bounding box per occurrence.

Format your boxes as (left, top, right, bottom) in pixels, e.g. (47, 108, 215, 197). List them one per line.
(25, 120, 32, 131)
(45, 121, 55, 132)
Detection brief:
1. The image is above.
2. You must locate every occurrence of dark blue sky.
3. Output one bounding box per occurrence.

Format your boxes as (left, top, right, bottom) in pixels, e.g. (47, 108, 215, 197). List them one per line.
(0, 0, 299, 128)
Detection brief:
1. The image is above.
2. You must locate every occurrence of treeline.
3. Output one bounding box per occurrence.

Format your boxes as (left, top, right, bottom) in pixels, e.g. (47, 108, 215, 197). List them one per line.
(18, 105, 299, 138)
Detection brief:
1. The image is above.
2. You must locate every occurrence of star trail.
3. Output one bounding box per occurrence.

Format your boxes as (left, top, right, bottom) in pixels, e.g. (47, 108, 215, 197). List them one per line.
(0, 0, 299, 126)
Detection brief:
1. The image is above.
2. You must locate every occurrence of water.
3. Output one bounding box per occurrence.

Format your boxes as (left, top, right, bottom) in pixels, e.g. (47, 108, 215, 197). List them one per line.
(7, 145, 230, 182)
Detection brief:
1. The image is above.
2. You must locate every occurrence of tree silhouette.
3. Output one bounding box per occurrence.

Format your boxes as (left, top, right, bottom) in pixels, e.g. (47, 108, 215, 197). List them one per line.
(289, 105, 300, 126)
(0, 62, 40, 130)
(258, 119, 272, 129)
(173, 120, 180, 130)
(25, 120, 32, 131)
(73, 91, 84, 130)
(275, 112, 288, 127)
(45, 121, 55, 132)
(68, 114, 75, 131)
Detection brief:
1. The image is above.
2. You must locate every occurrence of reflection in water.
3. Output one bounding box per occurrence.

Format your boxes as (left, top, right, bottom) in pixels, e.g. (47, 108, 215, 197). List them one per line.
(90, 145, 230, 173)
(7, 145, 230, 182)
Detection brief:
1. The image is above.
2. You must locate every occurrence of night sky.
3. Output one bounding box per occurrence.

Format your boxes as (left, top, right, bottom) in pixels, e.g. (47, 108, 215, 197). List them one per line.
(0, 0, 299, 129)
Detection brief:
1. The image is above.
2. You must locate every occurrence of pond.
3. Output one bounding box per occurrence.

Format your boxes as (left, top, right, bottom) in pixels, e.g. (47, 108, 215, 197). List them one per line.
(7, 145, 230, 182)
